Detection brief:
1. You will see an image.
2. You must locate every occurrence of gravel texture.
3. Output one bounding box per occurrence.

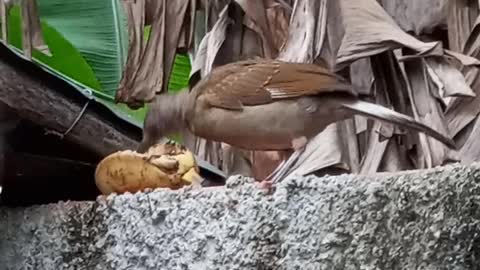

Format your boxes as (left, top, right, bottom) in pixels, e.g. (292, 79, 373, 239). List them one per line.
(1, 163, 480, 269)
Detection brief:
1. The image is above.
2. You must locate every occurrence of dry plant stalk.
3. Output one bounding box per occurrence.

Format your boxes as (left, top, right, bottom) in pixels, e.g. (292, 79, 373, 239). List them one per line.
(1, 0, 50, 57)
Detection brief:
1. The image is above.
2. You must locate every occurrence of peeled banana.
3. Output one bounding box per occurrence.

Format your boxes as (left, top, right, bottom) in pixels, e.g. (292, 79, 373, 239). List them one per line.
(95, 142, 203, 195)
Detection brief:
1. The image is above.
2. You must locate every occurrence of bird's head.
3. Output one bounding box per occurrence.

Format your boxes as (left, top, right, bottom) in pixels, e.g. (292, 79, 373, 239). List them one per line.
(137, 90, 189, 153)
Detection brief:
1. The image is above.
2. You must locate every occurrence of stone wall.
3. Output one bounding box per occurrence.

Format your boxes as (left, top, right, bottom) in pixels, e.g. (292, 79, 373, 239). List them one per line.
(1, 163, 480, 269)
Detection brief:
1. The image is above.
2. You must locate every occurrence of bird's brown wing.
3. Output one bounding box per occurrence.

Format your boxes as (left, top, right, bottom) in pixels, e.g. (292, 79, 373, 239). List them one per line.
(201, 59, 356, 111)
(200, 59, 275, 110)
(266, 61, 356, 99)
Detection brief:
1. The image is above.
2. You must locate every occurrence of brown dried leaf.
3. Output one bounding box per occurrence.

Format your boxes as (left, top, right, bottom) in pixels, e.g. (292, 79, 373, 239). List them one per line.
(221, 143, 254, 177)
(178, 0, 197, 51)
(342, 118, 360, 173)
(445, 12, 480, 139)
(189, 3, 238, 81)
(117, 0, 191, 107)
(463, 14, 480, 57)
(378, 139, 414, 172)
(350, 59, 374, 160)
(264, 0, 291, 56)
(144, 0, 156, 25)
(447, 0, 478, 53)
(277, 0, 327, 64)
(349, 58, 374, 96)
(355, 116, 370, 160)
(216, 3, 255, 65)
(445, 75, 480, 137)
(397, 49, 480, 68)
(359, 52, 410, 174)
(161, 1, 191, 91)
(278, 0, 343, 70)
(204, 0, 230, 30)
(235, 0, 276, 58)
(188, 137, 221, 169)
(285, 123, 351, 176)
(402, 54, 457, 168)
(336, 0, 443, 70)
(379, 0, 448, 35)
(446, 67, 480, 160)
(204, 4, 233, 74)
(189, 31, 209, 84)
(116, 0, 146, 106)
(178, 126, 226, 175)
(0, 0, 8, 42)
(458, 116, 480, 164)
(359, 121, 390, 175)
(445, 50, 480, 66)
(20, 0, 50, 59)
(372, 52, 411, 138)
(424, 57, 476, 98)
(237, 27, 263, 61)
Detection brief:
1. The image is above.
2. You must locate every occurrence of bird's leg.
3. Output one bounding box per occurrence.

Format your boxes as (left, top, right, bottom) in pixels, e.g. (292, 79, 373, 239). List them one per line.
(257, 137, 308, 191)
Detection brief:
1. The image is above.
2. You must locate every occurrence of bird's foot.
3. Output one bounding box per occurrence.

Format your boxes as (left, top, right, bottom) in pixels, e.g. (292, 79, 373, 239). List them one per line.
(263, 146, 305, 184)
(254, 152, 298, 193)
(291, 136, 308, 151)
(254, 137, 308, 193)
(255, 178, 275, 194)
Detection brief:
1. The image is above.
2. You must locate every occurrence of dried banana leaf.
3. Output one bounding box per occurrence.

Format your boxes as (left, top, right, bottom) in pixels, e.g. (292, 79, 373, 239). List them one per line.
(116, 0, 146, 108)
(447, 0, 478, 53)
(402, 54, 457, 168)
(116, 0, 193, 108)
(336, 0, 444, 70)
(278, 0, 342, 70)
(446, 14, 480, 139)
(424, 57, 475, 99)
(235, 0, 276, 58)
(359, 52, 411, 174)
(379, 0, 448, 35)
(350, 58, 374, 96)
(1, 0, 8, 42)
(20, 0, 50, 59)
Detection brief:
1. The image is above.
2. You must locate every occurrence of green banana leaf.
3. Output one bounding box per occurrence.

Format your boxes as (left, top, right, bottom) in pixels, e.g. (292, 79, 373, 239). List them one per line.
(37, 0, 129, 97)
(7, 7, 102, 91)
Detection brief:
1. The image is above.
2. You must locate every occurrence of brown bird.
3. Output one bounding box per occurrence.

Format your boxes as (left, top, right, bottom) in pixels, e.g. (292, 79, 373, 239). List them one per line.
(138, 58, 456, 187)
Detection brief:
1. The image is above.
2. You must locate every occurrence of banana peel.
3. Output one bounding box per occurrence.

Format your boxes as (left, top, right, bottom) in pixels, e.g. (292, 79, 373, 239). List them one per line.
(95, 142, 203, 195)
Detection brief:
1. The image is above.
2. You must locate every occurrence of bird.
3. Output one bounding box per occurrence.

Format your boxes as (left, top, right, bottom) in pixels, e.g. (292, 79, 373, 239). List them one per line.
(137, 58, 457, 188)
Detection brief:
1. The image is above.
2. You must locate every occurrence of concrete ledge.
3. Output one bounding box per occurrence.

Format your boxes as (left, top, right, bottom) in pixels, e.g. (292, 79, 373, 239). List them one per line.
(1, 163, 480, 269)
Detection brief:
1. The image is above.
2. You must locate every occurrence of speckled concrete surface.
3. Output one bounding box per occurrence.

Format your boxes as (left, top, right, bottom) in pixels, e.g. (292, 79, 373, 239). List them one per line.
(1, 163, 480, 270)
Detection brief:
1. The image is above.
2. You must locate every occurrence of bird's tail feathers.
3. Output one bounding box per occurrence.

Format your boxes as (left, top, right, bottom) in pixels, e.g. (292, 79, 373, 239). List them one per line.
(341, 100, 457, 150)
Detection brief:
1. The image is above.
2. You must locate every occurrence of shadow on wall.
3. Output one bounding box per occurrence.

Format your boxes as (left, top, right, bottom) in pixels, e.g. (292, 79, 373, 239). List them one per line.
(0, 105, 101, 206)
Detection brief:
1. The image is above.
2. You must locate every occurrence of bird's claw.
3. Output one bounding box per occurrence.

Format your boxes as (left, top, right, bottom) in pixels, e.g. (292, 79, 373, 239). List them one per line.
(255, 179, 275, 194)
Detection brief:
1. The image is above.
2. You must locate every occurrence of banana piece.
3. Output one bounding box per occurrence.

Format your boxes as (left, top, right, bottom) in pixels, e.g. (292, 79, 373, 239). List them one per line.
(95, 142, 203, 195)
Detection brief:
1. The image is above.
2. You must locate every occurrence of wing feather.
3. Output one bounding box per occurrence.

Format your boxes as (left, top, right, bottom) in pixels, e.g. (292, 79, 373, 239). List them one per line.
(197, 59, 357, 111)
